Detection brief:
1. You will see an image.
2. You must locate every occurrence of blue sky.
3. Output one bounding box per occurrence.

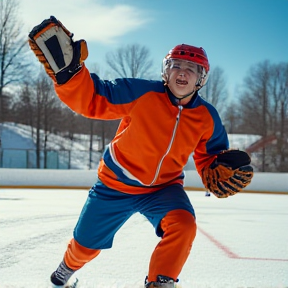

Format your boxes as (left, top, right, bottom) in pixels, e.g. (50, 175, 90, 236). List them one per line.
(21, 0, 288, 95)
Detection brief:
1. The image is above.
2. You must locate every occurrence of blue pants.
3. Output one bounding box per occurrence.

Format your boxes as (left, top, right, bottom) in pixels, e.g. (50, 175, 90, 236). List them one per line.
(73, 180, 195, 249)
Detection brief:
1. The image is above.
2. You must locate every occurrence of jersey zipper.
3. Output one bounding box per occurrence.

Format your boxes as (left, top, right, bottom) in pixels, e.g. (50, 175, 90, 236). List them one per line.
(149, 105, 183, 186)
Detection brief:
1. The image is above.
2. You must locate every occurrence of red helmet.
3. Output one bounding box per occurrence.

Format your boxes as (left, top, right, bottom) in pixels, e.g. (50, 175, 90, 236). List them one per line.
(165, 44, 210, 73)
(162, 44, 210, 88)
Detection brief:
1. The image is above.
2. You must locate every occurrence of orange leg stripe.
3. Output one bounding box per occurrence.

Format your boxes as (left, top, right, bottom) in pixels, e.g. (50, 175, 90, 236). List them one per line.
(148, 209, 197, 282)
(64, 238, 101, 270)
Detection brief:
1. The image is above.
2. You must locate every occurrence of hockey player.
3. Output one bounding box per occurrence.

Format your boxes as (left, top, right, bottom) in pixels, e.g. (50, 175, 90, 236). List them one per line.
(28, 16, 253, 288)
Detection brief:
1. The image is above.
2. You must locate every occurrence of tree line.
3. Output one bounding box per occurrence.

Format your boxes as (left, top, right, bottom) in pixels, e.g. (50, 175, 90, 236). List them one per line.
(0, 0, 287, 171)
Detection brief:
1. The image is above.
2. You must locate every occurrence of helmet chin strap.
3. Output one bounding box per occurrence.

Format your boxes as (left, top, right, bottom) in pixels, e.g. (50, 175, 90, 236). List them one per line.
(176, 88, 197, 100)
(172, 91, 192, 105)
(165, 73, 201, 104)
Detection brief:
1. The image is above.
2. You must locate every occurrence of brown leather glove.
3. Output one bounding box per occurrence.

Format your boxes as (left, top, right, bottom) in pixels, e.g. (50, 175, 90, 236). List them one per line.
(202, 150, 254, 198)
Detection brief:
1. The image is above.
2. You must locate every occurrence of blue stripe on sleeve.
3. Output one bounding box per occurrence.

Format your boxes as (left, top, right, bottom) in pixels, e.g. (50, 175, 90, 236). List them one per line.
(197, 97, 229, 155)
(90, 74, 165, 104)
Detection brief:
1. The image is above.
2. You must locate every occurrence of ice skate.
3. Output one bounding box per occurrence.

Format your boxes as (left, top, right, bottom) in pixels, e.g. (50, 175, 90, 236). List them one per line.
(145, 281, 178, 288)
(50, 275, 78, 288)
(145, 275, 178, 288)
(50, 260, 77, 288)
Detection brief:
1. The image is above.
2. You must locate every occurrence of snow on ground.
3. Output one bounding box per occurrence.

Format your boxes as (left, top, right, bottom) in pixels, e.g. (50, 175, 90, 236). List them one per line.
(0, 189, 287, 288)
(228, 134, 261, 151)
(0, 122, 101, 151)
(0, 123, 102, 169)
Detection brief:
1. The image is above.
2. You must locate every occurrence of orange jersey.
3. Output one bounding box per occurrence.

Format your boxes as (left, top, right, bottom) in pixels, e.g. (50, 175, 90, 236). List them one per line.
(55, 65, 229, 194)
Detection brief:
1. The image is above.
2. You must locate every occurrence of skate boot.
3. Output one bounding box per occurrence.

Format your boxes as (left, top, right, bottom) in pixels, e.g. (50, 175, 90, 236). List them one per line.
(50, 260, 78, 288)
(145, 275, 177, 288)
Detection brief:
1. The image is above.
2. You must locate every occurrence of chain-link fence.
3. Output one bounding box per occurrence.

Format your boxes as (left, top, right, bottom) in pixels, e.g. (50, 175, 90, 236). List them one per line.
(0, 148, 102, 170)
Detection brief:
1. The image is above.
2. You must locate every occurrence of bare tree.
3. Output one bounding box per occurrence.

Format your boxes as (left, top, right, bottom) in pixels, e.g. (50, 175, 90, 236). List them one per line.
(222, 100, 241, 134)
(200, 66, 228, 116)
(270, 62, 288, 171)
(0, 0, 30, 123)
(238, 60, 288, 172)
(238, 61, 271, 171)
(12, 70, 58, 168)
(106, 43, 154, 79)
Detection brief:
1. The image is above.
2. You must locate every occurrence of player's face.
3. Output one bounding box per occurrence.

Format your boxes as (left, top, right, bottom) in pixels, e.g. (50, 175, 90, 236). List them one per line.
(166, 59, 200, 99)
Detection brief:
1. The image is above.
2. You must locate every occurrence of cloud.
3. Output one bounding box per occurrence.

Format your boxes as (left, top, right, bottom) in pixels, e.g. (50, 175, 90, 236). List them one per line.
(20, 0, 150, 43)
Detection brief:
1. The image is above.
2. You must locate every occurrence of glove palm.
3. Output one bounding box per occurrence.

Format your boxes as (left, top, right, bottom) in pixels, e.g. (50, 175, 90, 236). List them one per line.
(202, 150, 253, 198)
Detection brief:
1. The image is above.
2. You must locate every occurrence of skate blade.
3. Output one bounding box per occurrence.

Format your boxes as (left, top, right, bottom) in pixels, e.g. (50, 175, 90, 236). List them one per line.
(65, 277, 78, 288)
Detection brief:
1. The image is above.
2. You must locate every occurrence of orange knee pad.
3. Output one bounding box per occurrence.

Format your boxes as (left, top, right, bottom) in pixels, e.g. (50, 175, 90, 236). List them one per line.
(148, 209, 197, 282)
(64, 238, 101, 270)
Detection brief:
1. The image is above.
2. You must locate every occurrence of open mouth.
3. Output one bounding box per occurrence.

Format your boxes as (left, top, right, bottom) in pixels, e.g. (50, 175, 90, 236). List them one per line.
(176, 79, 188, 85)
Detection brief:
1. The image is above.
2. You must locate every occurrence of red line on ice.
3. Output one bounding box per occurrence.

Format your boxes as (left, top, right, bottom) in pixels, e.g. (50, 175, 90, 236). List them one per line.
(198, 226, 288, 262)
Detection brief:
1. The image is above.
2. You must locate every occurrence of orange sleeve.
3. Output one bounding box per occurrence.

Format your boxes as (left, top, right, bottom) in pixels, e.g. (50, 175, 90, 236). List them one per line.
(54, 64, 133, 119)
(54, 64, 96, 117)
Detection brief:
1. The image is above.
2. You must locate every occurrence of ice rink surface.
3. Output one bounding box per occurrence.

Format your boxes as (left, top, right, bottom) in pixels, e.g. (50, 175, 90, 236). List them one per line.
(0, 189, 287, 288)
